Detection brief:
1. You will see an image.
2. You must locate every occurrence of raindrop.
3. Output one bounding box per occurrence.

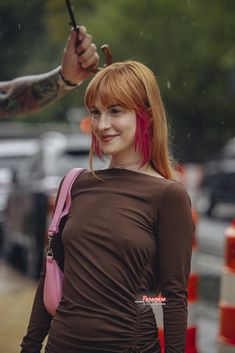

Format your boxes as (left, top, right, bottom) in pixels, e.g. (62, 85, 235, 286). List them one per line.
(139, 30, 144, 36)
(167, 81, 171, 89)
(183, 81, 187, 87)
(187, 133, 191, 139)
(18, 23, 21, 30)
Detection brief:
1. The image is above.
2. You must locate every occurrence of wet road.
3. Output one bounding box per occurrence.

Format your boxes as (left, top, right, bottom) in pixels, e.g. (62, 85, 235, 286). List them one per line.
(0, 261, 37, 353)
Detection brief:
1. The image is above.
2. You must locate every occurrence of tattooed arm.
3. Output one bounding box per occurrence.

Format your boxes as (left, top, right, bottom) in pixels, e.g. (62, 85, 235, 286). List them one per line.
(0, 67, 74, 118)
(0, 26, 99, 119)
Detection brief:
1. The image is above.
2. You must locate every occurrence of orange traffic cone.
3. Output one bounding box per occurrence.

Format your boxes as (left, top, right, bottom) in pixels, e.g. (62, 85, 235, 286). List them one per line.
(217, 218, 235, 352)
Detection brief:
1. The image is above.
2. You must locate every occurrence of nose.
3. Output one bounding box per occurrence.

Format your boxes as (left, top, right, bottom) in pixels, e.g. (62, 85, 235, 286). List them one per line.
(97, 113, 111, 132)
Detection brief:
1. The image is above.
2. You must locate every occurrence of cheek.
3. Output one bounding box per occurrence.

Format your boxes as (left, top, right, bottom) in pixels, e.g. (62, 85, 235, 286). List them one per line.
(118, 117, 137, 136)
(124, 120, 137, 140)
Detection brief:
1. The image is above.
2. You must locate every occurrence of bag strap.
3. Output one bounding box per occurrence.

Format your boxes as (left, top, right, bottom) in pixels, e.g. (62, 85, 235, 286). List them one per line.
(48, 168, 87, 236)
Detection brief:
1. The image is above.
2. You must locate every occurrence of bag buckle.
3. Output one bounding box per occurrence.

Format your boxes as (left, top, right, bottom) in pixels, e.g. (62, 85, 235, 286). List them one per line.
(46, 235, 54, 258)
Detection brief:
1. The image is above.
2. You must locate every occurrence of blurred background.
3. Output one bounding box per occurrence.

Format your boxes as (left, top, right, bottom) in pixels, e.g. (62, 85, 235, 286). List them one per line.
(0, 1, 235, 353)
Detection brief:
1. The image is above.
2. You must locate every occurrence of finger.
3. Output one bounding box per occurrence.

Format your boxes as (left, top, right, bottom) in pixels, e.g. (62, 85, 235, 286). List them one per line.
(78, 25, 87, 41)
(77, 34, 93, 53)
(63, 30, 78, 53)
(78, 43, 96, 63)
(63, 34, 72, 53)
(79, 49, 96, 68)
(81, 52, 100, 69)
(90, 59, 100, 73)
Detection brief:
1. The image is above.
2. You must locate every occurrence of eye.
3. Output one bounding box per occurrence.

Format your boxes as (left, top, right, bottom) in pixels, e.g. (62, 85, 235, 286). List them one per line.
(90, 109, 100, 119)
(110, 107, 122, 115)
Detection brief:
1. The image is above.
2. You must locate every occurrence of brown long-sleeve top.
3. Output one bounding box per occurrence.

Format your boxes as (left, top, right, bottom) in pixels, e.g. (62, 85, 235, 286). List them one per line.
(20, 168, 194, 353)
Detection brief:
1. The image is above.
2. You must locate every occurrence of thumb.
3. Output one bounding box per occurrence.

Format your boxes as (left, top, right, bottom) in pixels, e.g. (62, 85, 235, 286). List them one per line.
(64, 30, 77, 53)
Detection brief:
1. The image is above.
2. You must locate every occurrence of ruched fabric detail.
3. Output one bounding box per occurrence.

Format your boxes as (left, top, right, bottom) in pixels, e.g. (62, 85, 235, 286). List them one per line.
(124, 304, 161, 353)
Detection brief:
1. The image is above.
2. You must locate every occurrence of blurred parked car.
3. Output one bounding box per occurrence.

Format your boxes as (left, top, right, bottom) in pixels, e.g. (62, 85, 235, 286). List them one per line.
(0, 139, 39, 253)
(0, 169, 12, 252)
(199, 137, 235, 217)
(3, 132, 106, 278)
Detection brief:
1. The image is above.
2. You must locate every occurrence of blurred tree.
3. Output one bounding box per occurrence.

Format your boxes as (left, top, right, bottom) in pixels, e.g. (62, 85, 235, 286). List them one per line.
(0, 1, 46, 79)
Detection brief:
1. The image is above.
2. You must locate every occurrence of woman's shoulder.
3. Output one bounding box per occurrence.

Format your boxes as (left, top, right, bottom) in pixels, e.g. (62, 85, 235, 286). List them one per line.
(159, 180, 192, 208)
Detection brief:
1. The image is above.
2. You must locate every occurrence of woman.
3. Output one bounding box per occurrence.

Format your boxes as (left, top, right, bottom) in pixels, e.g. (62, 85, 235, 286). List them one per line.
(20, 61, 194, 353)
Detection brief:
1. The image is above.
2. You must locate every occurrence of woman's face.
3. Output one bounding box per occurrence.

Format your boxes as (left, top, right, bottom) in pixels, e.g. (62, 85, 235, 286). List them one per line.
(90, 98, 137, 159)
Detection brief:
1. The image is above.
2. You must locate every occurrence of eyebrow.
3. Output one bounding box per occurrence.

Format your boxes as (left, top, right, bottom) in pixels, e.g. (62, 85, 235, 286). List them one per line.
(90, 104, 122, 111)
(108, 105, 121, 109)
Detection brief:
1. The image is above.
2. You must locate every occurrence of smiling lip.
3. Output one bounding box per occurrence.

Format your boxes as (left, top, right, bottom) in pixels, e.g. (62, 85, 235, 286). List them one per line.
(101, 135, 119, 142)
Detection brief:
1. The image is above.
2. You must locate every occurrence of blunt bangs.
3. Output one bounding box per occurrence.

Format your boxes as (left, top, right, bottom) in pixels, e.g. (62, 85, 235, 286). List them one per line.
(85, 63, 147, 111)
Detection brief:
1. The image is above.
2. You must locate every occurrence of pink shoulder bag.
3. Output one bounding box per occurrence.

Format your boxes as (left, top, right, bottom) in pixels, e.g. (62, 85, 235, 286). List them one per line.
(43, 167, 87, 316)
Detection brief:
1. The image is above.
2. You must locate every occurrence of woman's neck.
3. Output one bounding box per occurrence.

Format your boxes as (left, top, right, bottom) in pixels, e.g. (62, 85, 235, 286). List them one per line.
(108, 156, 150, 172)
(107, 154, 165, 178)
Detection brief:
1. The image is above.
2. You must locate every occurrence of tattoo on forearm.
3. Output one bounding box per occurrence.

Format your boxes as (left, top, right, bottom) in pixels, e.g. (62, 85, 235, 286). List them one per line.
(0, 71, 63, 118)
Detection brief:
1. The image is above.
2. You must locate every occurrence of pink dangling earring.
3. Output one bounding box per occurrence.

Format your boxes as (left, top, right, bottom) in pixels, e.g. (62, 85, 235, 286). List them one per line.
(134, 109, 152, 167)
(91, 132, 105, 161)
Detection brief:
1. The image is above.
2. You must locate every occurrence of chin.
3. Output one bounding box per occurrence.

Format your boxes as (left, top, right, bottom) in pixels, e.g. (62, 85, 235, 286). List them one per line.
(100, 144, 120, 155)
(102, 148, 118, 156)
